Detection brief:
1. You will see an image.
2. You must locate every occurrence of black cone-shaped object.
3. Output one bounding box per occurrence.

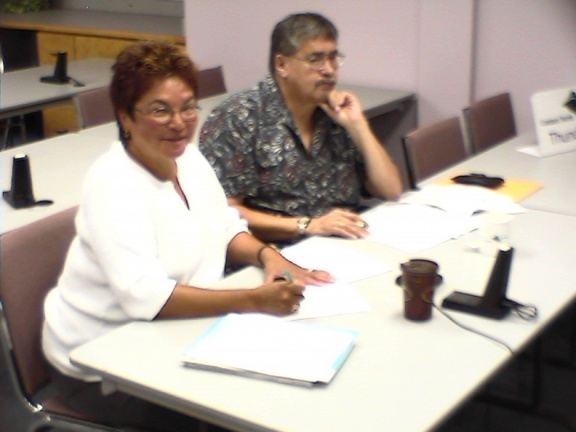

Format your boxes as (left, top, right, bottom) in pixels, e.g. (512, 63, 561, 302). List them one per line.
(442, 246, 514, 319)
(40, 51, 69, 84)
(3, 155, 36, 208)
(480, 246, 514, 315)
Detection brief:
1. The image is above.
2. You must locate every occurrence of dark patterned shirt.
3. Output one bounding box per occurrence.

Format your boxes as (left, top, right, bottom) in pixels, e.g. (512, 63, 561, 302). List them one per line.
(199, 75, 366, 218)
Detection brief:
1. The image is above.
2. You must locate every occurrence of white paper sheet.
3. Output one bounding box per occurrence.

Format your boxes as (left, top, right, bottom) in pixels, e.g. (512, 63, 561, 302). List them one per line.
(287, 283, 370, 321)
(362, 202, 473, 253)
(281, 238, 383, 319)
(282, 236, 392, 284)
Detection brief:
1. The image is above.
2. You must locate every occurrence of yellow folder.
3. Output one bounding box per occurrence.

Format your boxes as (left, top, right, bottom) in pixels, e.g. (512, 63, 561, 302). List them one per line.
(436, 173, 543, 202)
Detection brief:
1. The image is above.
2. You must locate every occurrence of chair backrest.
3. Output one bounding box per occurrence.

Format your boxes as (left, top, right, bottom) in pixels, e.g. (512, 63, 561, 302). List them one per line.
(196, 66, 227, 99)
(75, 86, 115, 129)
(402, 117, 468, 190)
(0, 206, 77, 397)
(464, 92, 517, 154)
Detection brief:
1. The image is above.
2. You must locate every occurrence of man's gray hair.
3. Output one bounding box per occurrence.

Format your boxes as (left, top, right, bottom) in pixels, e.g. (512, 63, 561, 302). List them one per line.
(269, 12, 338, 74)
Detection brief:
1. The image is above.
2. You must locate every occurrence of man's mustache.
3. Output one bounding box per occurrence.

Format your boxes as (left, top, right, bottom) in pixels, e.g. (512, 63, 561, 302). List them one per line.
(317, 79, 336, 87)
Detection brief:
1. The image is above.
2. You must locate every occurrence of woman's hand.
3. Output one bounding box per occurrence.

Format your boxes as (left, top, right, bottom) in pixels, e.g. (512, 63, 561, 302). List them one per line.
(259, 245, 334, 285)
(251, 279, 305, 316)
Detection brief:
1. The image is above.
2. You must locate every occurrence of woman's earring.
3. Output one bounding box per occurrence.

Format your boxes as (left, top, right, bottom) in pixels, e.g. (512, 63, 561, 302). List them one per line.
(123, 129, 131, 140)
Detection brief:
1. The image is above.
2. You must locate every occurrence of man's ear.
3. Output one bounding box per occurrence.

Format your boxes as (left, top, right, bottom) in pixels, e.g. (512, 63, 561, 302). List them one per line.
(275, 53, 289, 78)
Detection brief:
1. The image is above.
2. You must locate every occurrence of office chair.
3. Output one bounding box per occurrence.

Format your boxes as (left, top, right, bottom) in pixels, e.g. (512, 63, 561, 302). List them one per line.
(196, 66, 227, 99)
(463, 92, 517, 154)
(0, 42, 28, 149)
(74, 86, 115, 129)
(0, 207, 126, 432)
(402, 116, 468, 190)
(1, 115, 28, 150)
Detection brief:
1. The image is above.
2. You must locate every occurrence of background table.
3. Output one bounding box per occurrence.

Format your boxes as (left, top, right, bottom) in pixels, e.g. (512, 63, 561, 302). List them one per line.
(0, 133, 112, 233)
(71, 207, 576, 432)
(1, 57, 114, 120)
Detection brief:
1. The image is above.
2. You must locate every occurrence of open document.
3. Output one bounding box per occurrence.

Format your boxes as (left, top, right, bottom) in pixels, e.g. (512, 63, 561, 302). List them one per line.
(363, 203, 472, 253)
(399, 184, 525, 217)
(362, 185, 524, 253)
(182, 313, 357, 386)
(209, 239, 373, 321)
(281, 236, 392, 284)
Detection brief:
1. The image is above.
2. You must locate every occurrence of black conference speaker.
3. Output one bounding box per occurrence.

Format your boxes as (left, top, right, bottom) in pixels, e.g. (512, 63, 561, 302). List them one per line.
(40, 51, 69, 84)
(3, 154, 36, 208)
(442, 245, 514, 319)
(3, 155, 53, 208)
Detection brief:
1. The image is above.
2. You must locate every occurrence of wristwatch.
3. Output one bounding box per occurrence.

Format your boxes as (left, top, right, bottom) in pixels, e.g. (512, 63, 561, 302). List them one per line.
(297, 216, 311, 236)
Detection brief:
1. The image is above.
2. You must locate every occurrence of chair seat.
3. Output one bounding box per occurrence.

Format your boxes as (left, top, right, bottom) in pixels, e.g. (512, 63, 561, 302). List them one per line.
(41, 394, 150, 431)
(197, 66, 226, 99)
(464, 92, 517, 153)
(75, 87, 115, 129)
(402, 117, 468, 189)
(42, 394, 102, 422)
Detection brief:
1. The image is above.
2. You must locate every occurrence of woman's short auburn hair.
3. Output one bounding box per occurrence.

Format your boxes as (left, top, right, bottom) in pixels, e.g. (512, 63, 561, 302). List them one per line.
(110, 39, 198, 120)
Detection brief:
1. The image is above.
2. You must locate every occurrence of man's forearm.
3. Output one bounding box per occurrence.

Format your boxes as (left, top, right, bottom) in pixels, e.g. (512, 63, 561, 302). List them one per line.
(348, 119, 403, 200)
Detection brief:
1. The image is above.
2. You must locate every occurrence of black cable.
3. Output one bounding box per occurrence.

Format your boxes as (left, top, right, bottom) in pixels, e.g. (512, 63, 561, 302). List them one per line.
(503, 299, 539, 321)
(433, 303, 514, 354)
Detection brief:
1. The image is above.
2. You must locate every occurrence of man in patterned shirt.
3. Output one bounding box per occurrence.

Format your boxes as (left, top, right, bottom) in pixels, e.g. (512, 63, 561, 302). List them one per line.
(199, 12, 402, 243)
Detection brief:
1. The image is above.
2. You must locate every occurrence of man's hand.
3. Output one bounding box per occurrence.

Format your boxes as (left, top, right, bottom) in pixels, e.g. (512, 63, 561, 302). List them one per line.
(307, 208, 369, 239)
(320, 90, 403, 201)
(319, 90, 366, 130)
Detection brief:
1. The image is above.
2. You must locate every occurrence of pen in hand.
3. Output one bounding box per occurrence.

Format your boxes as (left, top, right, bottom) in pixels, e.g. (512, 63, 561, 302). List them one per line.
(280, 270, 303, 314)
(281, 270, 294, 283)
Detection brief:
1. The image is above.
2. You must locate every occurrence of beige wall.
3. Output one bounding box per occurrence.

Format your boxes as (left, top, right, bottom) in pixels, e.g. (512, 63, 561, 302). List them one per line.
(184, 0, 576, 133)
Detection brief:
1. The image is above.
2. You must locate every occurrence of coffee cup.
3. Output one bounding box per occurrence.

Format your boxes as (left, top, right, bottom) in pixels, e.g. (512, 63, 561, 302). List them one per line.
(400, 259, 440, 321)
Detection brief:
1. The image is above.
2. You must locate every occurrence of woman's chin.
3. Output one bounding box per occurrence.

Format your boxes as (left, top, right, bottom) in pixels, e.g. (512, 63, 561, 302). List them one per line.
(166, 139, 190, 157)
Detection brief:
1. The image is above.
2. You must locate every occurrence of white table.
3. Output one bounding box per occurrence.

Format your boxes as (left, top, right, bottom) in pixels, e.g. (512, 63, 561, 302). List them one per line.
(424, 132, 576, 217)
(0, 92, 227, 234)
(0, 133, 112, 233)
(1, 57, 114, 120)
(70, 207, 576, 432)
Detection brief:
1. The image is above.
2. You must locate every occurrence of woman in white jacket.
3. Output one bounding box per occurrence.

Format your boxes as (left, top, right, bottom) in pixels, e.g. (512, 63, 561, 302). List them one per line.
(42, 40, 332, 432)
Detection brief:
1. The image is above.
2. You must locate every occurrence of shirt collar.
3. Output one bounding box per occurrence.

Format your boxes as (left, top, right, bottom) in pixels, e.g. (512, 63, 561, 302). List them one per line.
(260, 74, 335, 132)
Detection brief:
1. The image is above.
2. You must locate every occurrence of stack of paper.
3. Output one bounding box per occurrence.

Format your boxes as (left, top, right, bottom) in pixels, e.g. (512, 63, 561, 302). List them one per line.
(361, 185, 526, 253)
(182, 313, 357, 386)
(399, 184, 526, 217)
(362, 202, 473, 253)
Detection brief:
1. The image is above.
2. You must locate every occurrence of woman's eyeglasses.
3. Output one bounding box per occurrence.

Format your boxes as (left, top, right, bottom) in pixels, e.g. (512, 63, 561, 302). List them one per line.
(135, 103, 201, 125)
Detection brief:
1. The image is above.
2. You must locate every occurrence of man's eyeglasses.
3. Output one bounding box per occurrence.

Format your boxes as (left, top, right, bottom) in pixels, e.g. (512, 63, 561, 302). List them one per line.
(135, 103, 201, 125)
(291, 51, 345, 71)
